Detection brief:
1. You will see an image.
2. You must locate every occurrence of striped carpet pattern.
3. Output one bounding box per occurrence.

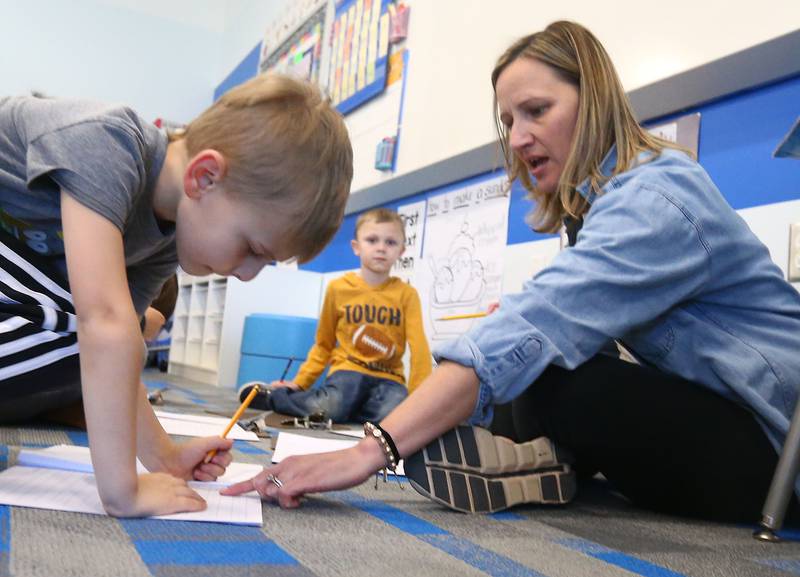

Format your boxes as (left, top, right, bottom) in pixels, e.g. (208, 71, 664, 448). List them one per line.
(0, 372, 795, 577)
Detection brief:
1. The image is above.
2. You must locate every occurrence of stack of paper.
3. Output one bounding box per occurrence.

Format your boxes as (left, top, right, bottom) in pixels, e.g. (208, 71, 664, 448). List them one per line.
(0, 445, 265, 525)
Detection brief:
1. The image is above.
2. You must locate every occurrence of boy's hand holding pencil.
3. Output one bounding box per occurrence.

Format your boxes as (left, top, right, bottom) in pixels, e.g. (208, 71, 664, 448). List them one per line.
(202, 384, 260, 464)
(267, 357, 300, 390)
(165, 435, 234, 482)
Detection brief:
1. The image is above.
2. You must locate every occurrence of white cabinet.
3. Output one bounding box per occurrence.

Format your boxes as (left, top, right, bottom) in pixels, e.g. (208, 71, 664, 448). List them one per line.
(168, 271, 228, 384)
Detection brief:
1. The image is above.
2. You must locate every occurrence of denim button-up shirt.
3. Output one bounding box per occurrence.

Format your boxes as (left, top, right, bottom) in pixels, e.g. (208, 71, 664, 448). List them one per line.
(434, 146, 800, 456)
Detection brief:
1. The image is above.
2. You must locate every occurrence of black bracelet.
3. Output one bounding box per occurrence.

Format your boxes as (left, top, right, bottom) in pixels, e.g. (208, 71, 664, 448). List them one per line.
(374, 422, 400, 466)
(364, 421, 400, 471)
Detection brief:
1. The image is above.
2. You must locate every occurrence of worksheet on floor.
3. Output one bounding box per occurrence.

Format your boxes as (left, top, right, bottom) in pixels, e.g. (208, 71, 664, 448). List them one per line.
(273, 431, 405, 476)
(154, 410, 259, 440)
(0, 466, 263, 526)
(16, 444, 265, 486)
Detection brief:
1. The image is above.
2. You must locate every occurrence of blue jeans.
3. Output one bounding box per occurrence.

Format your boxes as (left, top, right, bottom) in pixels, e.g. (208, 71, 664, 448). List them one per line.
(268, 370, 408, 423)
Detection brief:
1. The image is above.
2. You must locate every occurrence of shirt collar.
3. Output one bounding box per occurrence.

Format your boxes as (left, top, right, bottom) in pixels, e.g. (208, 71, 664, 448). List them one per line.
(575, 145, 617, 204)
(575, 144, 654, 204)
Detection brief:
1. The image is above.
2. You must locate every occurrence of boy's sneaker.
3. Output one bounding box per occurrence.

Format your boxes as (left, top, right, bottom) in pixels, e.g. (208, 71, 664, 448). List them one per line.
(237, 381, 272, 411)
(404, 425, 576, 514)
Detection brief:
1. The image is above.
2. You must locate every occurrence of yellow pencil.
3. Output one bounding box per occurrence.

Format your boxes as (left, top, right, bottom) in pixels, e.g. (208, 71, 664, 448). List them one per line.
(203, 384, 260, 463)
(436, 312, 489, 321)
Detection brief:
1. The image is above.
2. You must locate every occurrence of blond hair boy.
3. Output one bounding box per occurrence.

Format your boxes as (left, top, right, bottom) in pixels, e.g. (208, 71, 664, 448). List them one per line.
(0, 73, 351, 517)
(239, 207, 432, 423)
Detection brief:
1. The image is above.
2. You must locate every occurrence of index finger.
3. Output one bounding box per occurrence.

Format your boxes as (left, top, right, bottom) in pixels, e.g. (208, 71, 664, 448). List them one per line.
(220, 477, 257, 496)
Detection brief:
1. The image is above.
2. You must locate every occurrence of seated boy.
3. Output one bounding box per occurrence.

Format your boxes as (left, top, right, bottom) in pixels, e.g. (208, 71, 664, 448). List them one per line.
(239, 208, 432, 423)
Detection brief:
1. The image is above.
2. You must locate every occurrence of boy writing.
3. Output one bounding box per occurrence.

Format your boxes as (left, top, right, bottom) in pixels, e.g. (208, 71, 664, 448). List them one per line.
(239, 208, 432, 423)
(0, 74, 352, 516)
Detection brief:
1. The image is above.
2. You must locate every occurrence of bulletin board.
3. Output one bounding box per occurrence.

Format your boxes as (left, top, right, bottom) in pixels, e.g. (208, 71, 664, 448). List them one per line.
(259, 4, 327, 83)
(327, 0, 393, 115)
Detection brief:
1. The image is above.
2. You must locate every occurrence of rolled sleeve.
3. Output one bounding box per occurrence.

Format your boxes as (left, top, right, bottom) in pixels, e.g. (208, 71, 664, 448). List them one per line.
(434, 310, 548, 426)
(434, 179, 712, 428)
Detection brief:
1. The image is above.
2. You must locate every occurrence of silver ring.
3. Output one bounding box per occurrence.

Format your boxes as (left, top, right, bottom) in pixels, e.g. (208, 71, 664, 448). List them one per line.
(267, 473, 283, 489)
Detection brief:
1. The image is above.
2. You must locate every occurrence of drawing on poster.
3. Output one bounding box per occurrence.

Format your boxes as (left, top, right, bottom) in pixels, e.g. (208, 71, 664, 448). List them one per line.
(429, 219, 486, 332)
(414, 175, 510, 341)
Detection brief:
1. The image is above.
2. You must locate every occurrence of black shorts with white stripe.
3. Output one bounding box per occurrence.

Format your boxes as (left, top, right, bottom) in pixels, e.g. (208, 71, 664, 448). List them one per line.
(0, 228, 81, 421)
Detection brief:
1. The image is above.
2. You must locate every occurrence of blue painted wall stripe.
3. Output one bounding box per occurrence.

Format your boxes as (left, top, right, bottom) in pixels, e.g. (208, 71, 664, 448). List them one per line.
(214, 42, 261, 101)
(300, 73, 800, 273)
(557, 537, 689, 577)
(649, 75, 800, 211)
(299, 170, 555, 272)
(334, 491, 548, 577)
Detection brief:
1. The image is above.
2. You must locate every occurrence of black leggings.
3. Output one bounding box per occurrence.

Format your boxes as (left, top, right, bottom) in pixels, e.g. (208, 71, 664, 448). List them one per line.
(490, 354, 800, 524)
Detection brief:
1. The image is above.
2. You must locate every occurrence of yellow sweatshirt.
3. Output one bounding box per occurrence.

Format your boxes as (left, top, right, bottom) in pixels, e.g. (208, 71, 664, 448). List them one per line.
(293, 272, 432, 393)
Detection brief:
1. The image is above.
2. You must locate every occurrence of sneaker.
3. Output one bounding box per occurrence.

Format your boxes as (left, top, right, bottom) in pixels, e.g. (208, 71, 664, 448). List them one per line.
(409, 425, 569, 474)
(404, 425, 576, 513)
(237, 381, 272, 410)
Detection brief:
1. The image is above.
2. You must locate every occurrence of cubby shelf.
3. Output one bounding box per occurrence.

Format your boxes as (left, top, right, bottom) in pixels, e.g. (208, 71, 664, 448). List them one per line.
(168, 271, 228, 385)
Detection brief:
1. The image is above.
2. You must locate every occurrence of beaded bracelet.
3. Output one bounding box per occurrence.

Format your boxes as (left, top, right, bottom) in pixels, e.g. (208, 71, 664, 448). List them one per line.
(364, 421, 400, 472)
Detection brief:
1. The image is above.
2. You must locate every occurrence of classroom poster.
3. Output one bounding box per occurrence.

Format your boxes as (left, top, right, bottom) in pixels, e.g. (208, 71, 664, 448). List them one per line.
(259, 4, 326, 83)
(645, 112, 701, 156)
(328, 0, 392, 114)
(413, 176, 510, 342)
(391, 199, 426, 283)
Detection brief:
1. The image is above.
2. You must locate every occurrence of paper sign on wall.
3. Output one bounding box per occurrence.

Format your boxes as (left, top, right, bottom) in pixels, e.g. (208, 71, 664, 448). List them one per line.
(392, 200, 426, 283)
(414, 176, 510, 342)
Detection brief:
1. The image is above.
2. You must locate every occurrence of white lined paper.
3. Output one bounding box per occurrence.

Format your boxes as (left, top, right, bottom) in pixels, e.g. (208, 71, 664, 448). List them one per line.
(0, 466, 262, 525)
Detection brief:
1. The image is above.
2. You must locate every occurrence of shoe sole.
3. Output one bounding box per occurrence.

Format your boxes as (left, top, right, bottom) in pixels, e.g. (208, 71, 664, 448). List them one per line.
(412, 425, 564, 475)
(237, 382, 271, 410)
(405, 461, 576, 513)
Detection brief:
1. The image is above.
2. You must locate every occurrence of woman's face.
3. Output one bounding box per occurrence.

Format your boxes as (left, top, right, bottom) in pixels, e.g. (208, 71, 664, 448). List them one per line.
(495, 57, 579, 194)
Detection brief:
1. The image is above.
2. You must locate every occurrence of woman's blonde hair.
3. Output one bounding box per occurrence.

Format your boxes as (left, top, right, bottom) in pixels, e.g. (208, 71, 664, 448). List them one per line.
(178, 74, 353, 263)
(492, 21, 685, 233)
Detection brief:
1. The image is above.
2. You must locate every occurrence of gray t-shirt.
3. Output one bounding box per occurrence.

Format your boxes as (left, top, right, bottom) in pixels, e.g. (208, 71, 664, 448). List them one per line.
(0, 96, 177, 315)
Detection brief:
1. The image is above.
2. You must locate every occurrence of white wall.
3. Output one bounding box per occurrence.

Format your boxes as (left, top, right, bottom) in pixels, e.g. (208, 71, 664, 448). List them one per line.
(218, 0, 294, 82)
(217, 266, 324, 388)
(1, 0, 225, 123)
(389, 0, 800, 194)
(213, 1, 799, 193)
